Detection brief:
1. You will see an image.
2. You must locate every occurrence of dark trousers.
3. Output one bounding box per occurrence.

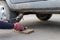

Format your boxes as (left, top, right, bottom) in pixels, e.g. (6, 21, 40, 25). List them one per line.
(0, 21, 13, 29)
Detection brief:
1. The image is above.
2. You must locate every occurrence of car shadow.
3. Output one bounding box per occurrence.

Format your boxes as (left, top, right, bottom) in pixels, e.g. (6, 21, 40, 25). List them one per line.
(22, 20, 60, 31)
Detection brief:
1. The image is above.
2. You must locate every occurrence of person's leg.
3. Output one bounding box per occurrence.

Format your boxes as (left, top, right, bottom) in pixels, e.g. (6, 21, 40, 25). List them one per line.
(0, 21, 13, 29)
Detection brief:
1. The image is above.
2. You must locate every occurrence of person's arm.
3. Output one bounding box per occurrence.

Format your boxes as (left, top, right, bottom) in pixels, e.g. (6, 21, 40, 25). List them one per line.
(0, 21, 25, 31)
(0, 21, 13, 29)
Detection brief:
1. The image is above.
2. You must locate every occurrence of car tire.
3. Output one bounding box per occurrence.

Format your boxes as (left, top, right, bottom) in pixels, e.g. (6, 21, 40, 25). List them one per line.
(0, 1, 17, 20)
(36, 13, 52, 21)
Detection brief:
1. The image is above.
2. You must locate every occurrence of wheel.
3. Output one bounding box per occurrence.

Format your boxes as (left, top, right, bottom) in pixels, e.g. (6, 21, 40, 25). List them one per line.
(36, 13, 52, 21)
(0, 1, 17, 20)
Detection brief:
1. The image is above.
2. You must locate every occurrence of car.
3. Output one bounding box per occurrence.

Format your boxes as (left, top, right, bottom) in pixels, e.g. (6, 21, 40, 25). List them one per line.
(0, 0, 60, 22)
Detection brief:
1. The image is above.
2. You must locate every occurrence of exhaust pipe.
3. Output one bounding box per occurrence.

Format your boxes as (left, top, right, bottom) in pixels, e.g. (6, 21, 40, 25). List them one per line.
(16, 13, 23, 22)
(9, 13, 23, 23)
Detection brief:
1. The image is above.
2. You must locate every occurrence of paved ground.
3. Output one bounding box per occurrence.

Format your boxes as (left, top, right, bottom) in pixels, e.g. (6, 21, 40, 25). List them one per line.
(0, 14, 60, 40)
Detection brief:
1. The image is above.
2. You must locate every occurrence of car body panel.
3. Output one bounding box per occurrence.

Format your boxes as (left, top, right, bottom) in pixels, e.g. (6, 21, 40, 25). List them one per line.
(6, 0, 60, 13)
(10, 0, 47, 4)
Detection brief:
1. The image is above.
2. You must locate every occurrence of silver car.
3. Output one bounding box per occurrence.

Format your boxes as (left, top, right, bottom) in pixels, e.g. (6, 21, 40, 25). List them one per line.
(0, 0, 60, 21)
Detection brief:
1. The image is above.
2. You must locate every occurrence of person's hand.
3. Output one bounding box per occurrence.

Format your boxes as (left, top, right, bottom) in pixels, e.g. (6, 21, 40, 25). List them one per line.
(14, 22, 24, 31)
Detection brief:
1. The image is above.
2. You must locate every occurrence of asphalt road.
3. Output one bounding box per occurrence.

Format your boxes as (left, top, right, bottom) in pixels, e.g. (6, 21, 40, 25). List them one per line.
(0, 14, 60, 40)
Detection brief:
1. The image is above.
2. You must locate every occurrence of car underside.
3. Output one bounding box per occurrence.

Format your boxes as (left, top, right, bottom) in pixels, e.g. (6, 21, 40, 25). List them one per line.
(0, 0, 60, 22)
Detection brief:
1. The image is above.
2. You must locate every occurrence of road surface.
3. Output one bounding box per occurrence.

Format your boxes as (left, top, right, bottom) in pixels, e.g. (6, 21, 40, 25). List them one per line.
(0, 14, 60, 40)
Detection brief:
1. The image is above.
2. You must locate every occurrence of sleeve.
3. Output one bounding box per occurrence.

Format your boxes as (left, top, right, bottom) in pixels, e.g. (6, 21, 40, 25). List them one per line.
(0, 21, 14, 29)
